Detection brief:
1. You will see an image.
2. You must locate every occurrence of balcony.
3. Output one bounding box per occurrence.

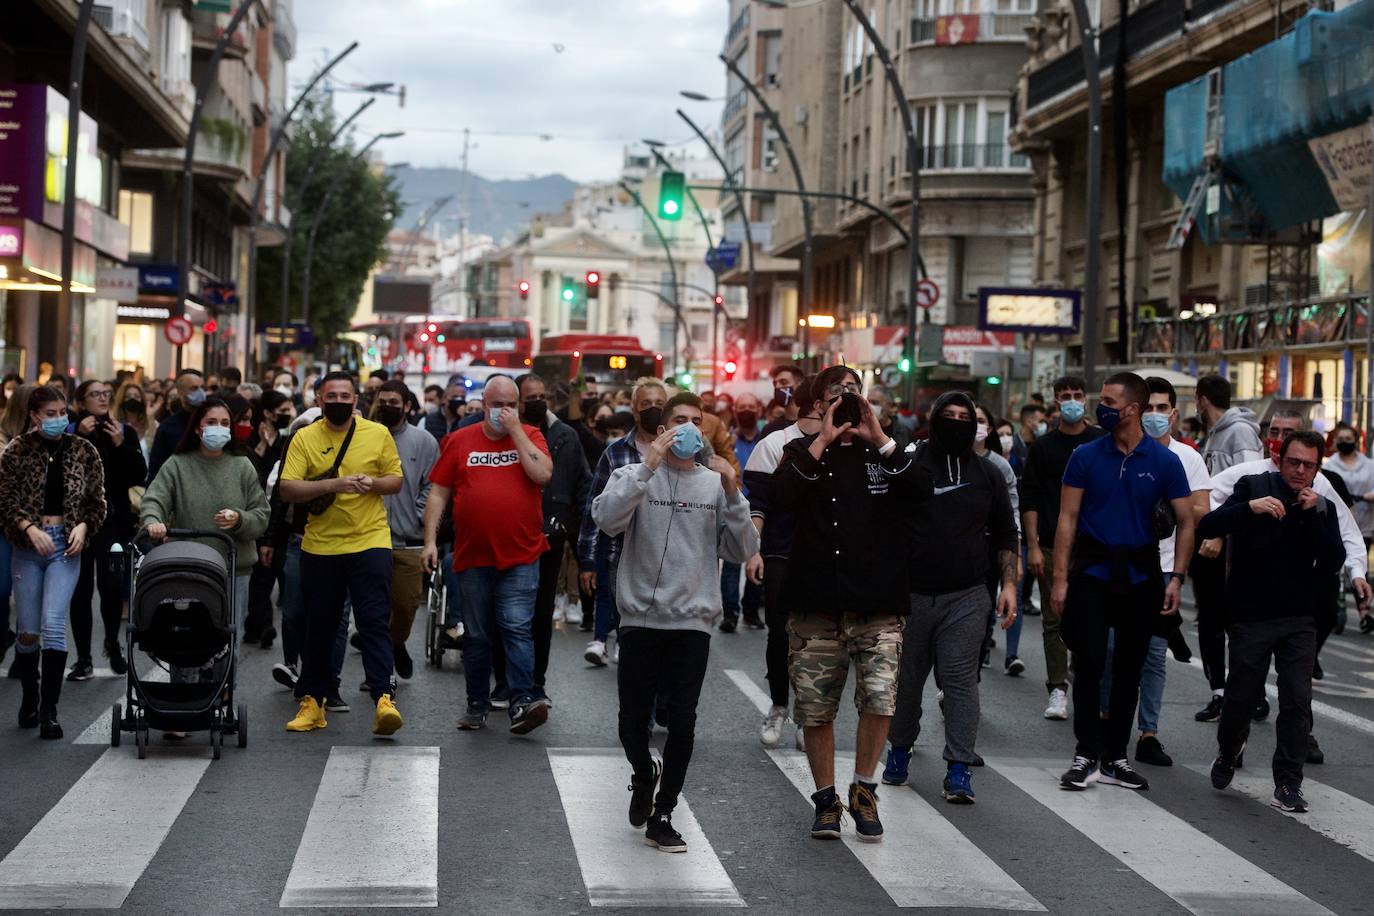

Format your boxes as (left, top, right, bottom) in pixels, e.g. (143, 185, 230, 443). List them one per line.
(274, 0, 297, 59)
(1134, 296, 1368, 357)
(910, 13, 1034, 45)
(94, 0, 151, 53)
(725, 5, 751, 50)
(919, 143, 1030, 171)
(721, 89, 748, 126)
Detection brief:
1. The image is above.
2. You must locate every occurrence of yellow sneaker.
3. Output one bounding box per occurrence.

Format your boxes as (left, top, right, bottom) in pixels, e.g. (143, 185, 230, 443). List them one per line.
(286, 696, 327, 732)
(373, 694, 403, 736)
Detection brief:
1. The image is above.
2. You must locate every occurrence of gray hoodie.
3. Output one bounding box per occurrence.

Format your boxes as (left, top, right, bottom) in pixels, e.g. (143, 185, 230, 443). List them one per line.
(593, 460, 759, 634)
(1202, 406, 1263, 474)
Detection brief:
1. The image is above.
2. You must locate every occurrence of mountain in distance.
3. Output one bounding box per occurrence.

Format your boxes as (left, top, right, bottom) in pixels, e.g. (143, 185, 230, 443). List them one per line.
(388, 166, 577, 244)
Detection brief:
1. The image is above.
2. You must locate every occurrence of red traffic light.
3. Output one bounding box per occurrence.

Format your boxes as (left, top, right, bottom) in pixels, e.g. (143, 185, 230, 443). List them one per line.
(585, 270, 601, 286)
(203, 319, 218, 334)
(517, 280, 531, 299)
(426, 322, 438, 333)
(713, 295, 724, 307)
(723, 360, 738, 377)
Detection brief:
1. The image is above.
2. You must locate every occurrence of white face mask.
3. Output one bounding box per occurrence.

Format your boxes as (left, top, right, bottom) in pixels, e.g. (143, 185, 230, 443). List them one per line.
(1035, 421, 1048, 437)
(302, 387, 316, 407)
(999, 434, 1015, 454)
(275, 385, 294, 398)
(974, 422, 989, 444)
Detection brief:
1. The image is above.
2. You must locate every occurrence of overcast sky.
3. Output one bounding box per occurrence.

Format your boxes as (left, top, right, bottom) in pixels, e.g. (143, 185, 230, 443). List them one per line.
(292, 0, 727, 183)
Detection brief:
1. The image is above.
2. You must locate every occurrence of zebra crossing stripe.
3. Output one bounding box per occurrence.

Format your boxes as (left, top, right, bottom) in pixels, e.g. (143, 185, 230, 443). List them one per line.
(1189, 768, 1374, 865)
(0, 748, 210, 909)
(993, 763, 1334, 916)
(769, 750, 1045, 911)
(1182, 657, 1374, 738)
(546, 748, 745, 908)
(724, 668, 773, 715)
(73, 664, 170, 745)
(279, 746, 439, 908)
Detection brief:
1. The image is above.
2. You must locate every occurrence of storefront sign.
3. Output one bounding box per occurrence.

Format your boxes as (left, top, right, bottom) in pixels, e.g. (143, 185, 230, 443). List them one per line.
(0, 85, 46, 221)
(138, 264, 178, 294)
(117, 305, 172, 320)
(978, 287, 1081, 334)
(1308, 123, 1372, 213)
(941, 326, 1016, 366)
(0, 224, 20, 257)
(96, 267, 139, 303)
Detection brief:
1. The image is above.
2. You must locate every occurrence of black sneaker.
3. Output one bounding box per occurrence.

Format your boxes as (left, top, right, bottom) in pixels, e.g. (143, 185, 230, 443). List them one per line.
(1099, 759, 1149, 790)
(644, 813, 686, 853)
(394, 644, 414, 680)
(848, 782, 884, 842)
(742, 613, 765, 629)
(1005, 656, 1025, 676)
(1210, 744, 1244, 790)
(1194, 695, 1224, 722)
(1252, 696, 1270, 721)
(349, 631, 363, 651)
(1135, 735, 1173, 767)
(1312, 658, 1323, 680)
(259, 626, 276, 650)
(104, 641, 128, 676)
(509, 697, 549, 735)
(66, 659, 94, 682)
(490, 688, 512, 711)
(439, 628, 464, 650)
(1272, 782, 1308, 813)
(324, 692, 350, 713)
(1306, 734, 1325, 765)
(1361, 613, 1374, 634)
(718, 616, 738, 634)
(1059, 756, 1098, 791)
(272, 663, 299, 690)
(627, 759, 661, 827)
(810, 787, 845, 840)
(457, 706, 487, 730)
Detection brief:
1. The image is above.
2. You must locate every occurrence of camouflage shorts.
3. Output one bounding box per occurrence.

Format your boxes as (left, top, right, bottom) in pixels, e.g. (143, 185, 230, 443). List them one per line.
(788, 614, 904, 726)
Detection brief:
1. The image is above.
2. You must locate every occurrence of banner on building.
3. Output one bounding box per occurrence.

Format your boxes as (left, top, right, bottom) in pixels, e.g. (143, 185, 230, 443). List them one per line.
(935, 15, 980, 45)
(96, 267, 139, 303)
(1308, 123, 1372, 213)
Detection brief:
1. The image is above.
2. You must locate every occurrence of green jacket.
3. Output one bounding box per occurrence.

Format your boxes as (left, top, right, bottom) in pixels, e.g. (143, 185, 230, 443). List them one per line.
(141, 451, 270, 574)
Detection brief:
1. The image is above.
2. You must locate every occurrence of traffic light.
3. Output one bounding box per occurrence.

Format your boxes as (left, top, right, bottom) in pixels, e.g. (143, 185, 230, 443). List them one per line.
(517, 280, 531, 300)
(723, 360, 738, 379)
(679, 371, 692, 386)
(585, 270, 600, 300)
(713, 294, 724, 308)
(560, 276, 575, 302)
(658, 170, 685, 221)
(203, 319, 218, 334)
(898, 356, 912, 373)
(985, 375, 1002, 386)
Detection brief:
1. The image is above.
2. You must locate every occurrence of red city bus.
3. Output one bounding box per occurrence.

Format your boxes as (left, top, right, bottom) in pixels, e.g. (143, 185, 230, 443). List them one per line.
(349, 317, 533, 375)
(533, 334, 662, 388)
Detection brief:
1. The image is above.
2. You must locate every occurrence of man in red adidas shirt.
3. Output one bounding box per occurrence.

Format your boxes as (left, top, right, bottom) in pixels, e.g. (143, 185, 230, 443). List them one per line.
(423, 375, 553, 735)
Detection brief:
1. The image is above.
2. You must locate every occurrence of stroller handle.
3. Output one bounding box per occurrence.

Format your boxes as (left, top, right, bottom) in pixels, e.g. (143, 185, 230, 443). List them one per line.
(134, 526, 238, 555)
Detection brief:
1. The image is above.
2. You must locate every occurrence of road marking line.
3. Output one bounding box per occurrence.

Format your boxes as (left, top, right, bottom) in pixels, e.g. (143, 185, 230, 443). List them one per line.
(1188, 768, 1374, 865)
(993, 763, 1334, 916)
(0, 748, 210, 909)
(724, 668, 772, 716)
(1317, 642, 1374, 664)
(1182, 657, 1374, 738)
(546, 748, 744, 908)
(770, 750, 1044, 910)
(73, 663, 170, 745)
(279, 746, 439, 908)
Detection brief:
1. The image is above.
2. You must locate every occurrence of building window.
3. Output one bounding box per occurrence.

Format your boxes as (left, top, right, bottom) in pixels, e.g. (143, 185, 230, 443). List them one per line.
(916, 96, 1028, 171)
(762, 33, 782, 87)
(117, 189, 154, 256)
(160, 8, 191, 99)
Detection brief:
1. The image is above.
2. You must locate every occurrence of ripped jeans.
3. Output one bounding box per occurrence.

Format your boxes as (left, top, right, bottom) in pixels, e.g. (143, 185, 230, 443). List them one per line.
(12, 525, 81, 654)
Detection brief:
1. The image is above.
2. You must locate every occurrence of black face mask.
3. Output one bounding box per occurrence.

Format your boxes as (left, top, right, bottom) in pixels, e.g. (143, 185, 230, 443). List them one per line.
(322, 402, 354, 426)
(775, 386, 794, 407)
(638, 406, 663, 435)
(447, 397, 465, 416)
(274, 414, 292, 431)
(581, 397, 599, 416)
(932, 413, 977, 455)
(521, 400, 548, 426)
(1337, 440, 1358, 455)
(735, 410, 758, 430)
(374, 404, 405, 429)
(831, 392, 864, 428)
(122, 398, 146, 415)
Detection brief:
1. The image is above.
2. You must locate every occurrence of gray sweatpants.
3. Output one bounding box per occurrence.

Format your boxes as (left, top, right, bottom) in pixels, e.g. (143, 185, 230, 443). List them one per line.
(889, 585, 990, 764)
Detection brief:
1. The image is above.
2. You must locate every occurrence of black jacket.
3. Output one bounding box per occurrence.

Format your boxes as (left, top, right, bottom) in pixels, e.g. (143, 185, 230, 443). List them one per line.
(1019, 424, 1106, 547)
(540, 417, 592, 537)
(73, 413, 147, 533)
(1197, 472, 1346, 622)
(147, 408, 190, 483)
(774, 432, 930, 620)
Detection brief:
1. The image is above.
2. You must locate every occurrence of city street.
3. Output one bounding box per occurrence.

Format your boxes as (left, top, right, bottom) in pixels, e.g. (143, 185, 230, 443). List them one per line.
(1, 595, 1372, 915)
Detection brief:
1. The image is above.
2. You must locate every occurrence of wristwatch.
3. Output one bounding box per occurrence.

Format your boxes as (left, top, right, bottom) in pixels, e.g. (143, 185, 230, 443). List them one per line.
(1168, 572, 1186, 583)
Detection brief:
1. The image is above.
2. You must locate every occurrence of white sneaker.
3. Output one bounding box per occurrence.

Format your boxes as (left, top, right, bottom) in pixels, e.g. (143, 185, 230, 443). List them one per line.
(794, 726, 806, 751)
(553, 604, 565, 623)
(584, 640, 608, 667)
(563, 601, 583, 626)
(760, 705, 787, 747)
(1044, 688, 1069, 720)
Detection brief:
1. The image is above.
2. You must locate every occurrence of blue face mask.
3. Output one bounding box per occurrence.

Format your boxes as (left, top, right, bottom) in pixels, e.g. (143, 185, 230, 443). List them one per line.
(670, 422, 705, 459)
(184, 388, 206, 407)
(1142, 411, 1172, 439)
(1096, 402, 1122, 431)
(488, 408, 504, 432)
(1059, 399, 1085, 424)
(40, 415, 68, 438)
(201, 425, 232, 451)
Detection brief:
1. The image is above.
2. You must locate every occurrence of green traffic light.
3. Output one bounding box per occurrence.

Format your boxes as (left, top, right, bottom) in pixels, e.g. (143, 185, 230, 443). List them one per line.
(679, 372, 692, 386)
(899, 357, 912, 373)
(658, 170, 685, 222)
(986, 375, 1002, 385)
(562, 288, 575, 302)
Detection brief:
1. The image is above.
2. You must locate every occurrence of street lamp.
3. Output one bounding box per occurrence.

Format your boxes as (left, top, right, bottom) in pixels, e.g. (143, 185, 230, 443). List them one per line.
(679, 91, 724, 102)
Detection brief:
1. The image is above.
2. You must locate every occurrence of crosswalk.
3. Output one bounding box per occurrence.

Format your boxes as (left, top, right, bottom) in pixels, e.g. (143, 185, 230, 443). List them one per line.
(0, 668, 1371, 912)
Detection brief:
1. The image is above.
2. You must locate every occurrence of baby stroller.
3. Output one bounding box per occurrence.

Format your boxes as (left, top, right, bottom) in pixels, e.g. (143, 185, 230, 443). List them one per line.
(112, 528, 245, 759)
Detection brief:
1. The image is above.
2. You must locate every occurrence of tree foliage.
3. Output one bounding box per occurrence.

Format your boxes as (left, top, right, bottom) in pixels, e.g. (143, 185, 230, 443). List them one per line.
(255, 95, 399, 342)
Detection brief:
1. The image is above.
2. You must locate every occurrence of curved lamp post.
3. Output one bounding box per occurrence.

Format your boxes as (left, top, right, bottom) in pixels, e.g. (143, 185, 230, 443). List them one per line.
(619, 181, 682, 377)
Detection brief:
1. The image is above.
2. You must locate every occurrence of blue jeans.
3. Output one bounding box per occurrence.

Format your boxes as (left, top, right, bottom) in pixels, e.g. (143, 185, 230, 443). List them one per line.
(0, 535, 13, 633)
(1005, 589, 1025, 659)
(12, 525, 81, 653)
(442, 550, 463, 629)
(593, 541, 619, 643)
(1100, 630, 1169, 734)
(458, 561, 538, 710)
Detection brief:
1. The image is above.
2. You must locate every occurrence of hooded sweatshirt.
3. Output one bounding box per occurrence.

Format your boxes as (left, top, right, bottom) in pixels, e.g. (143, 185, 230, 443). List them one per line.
(592, 460, 758, 633)
(1202, 406, 1263, 474)
(903, 391, 1018, 594)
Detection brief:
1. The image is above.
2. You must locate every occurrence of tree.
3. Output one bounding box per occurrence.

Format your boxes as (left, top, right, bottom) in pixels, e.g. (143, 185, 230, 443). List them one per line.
(255, 96, 400, 343)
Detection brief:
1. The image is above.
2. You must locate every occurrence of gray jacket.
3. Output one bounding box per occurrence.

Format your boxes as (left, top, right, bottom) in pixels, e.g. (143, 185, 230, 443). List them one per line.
(385, 421, 440, 548)
(1203, 406, 1263, 474)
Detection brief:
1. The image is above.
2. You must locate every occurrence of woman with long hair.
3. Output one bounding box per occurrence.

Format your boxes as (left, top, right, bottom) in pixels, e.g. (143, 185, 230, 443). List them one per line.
(241, 390, 295, 647)
(114, 379, 158, 460)
(0, 386, 106, 738)
(973, 402, 1024, 675)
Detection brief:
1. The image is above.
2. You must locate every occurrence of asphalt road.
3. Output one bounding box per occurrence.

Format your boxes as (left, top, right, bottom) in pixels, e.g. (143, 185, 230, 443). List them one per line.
(1, 587, 1372, 916)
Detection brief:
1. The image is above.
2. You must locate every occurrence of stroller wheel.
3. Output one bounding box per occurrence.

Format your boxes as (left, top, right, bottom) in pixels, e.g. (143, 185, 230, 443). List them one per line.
(110, 703, 122, 748)
(237, 704, 248, 749)
(135, 721, 147, 760)
(210, 723, 222, 761)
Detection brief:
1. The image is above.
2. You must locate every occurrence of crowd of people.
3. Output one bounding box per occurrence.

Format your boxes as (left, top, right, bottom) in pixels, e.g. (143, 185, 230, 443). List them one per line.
(1, 361, 1372, 849)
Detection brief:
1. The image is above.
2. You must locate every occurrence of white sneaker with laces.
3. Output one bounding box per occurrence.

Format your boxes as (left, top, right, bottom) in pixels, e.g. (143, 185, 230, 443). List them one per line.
(1044, 688, 1069, 720)
(760, 705, 787, 747)
(553, 603, 565, 623)
(563, 600, 583, 625)
(584, 640, 608, 667)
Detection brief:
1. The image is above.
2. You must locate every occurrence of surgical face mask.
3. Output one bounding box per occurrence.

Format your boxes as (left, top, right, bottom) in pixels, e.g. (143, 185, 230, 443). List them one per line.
(424, 401, 440, 415)
(974, 423, 989, 445)
(1095, 402, 1122, 431)
(670, 422, 705, 459)
(302, 387, 316, 407)
(1034, 421, 1048, 437)
(488, 407, 505, 432)
(184, 388, 206, 408)
(1142, 411, 1172, 439)
(200, 425, 232, 451)
(638, 406, 663, 435)
(275, 385, 294, 398)
(999, 434, 1015, 454)
(40, 414, 68, 438)
(1058, 399, 1085, 424)
(1337, 439, 1358, 455)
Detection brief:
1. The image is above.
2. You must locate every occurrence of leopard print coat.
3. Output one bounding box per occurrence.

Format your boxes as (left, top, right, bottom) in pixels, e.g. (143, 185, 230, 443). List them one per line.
(0, 431, 107, 548)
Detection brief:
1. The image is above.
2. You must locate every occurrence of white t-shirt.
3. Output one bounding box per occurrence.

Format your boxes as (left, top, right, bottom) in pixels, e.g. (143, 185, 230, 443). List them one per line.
(1160, 438, 1210, 574)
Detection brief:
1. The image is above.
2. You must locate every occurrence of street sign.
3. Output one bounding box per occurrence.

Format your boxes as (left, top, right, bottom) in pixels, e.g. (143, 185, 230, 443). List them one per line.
(705, 242, 741, 273)
(978, 286, 1080, 333)
(916, 278, 940, 310)
(164, 317, 193, 346)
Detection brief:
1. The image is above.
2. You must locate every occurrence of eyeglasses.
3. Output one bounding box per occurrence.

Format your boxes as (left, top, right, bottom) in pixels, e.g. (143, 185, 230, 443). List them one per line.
(1282, 456, 1319, 473)
(85, 390, 112, 400)
(824, 382, 862, 397)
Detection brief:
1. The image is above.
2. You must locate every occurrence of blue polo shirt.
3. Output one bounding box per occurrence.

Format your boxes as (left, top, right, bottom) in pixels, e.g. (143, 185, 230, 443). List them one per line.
(1062, 432, 1191, 582)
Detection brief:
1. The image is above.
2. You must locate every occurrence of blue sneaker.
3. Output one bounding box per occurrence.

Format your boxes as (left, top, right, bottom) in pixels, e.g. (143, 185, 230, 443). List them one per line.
(942, 762, 976, 804)
(1272, 782, 1308, 813)
(881, 745, 912, 786)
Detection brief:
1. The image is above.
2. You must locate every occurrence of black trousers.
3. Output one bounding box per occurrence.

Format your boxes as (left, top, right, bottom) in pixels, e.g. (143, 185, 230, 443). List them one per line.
(762, 557, 790, 707)
(69, 526, 126, 663)
(1061, 573, 1162, 763)
(1217, 615, 1315, 787)
(296, 548, 394, 703)
(244, 547, 284, 640)
(617, 627, 711, 816)
(1191, 553, 1229, 691)
(531, 531, 566, 689)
